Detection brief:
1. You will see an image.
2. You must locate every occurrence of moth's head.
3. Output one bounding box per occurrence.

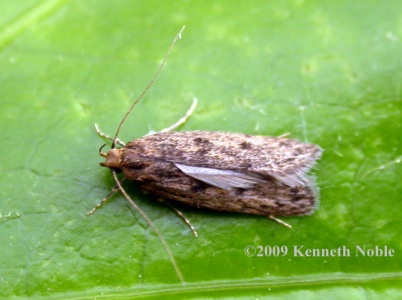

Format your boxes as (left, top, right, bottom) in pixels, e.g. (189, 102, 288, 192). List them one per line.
(99, 147, 123, 170)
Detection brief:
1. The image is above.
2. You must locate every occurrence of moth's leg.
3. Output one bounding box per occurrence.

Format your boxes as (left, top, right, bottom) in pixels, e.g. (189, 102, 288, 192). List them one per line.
(94, 123, 126, 147)
(158, 198, 198, 237)
(269, 215, 292, 229)
(87, 177, 127, 215)
(278, 133, 290, 138)
(147, 97, 198, 135)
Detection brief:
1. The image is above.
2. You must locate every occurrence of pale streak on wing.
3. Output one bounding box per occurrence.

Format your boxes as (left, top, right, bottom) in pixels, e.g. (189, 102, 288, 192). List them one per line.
(270, 173, 304, 187)
(175, 163, 266, 190)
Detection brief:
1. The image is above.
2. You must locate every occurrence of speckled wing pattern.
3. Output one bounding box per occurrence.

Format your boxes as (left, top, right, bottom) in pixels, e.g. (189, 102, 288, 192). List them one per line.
(125, 131, 322, 189)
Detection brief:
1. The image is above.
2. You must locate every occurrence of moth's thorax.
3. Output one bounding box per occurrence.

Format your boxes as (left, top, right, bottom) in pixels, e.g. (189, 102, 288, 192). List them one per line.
(100, 148, 124, 169)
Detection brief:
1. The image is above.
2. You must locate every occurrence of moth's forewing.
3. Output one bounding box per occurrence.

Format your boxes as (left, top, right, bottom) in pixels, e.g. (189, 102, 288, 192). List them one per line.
(107, 131, 322, 216)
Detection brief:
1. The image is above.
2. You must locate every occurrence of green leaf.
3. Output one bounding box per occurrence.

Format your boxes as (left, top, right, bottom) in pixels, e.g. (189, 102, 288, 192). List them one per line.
(1, 0, 401, 299)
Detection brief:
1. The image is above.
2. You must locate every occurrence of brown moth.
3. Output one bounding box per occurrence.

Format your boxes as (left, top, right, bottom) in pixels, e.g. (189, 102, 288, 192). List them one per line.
(89, 26, 322, 281)
(102, 131, 322, 218)
(90, 26, 322, 236)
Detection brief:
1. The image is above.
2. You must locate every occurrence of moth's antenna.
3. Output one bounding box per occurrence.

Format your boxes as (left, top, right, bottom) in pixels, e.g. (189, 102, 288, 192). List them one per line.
(111, 26, 186, 149)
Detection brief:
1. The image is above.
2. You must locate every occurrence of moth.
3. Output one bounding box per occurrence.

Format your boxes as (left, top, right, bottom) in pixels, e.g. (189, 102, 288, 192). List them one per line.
(101, 131, 322, 221)
(89, 26, 322, 237)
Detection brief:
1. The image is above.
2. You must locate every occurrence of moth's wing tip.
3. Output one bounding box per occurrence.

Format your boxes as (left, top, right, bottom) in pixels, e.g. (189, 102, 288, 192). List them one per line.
(300, 174, 320, 215)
